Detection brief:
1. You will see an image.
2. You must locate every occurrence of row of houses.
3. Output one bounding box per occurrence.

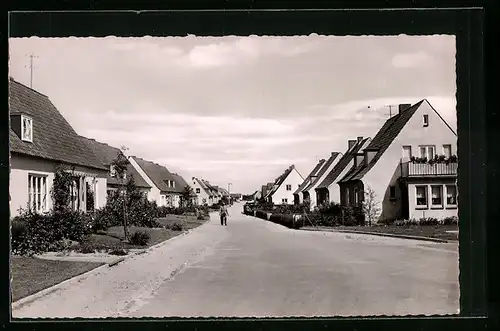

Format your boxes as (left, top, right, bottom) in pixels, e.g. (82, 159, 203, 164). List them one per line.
(9, 78, 229, 217)
(255, 100, 458, 222)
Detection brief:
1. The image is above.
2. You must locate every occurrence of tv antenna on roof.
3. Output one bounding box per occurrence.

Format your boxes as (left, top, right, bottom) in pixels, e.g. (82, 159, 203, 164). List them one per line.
(384, 104, 398, 118)
(24, 53, 39, 88)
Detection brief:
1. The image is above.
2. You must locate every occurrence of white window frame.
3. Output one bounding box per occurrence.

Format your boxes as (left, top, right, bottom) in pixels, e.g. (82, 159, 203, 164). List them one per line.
(21, 115, 33, 143)
(28, 174, 48, 213)
(445, 184, 458, 207)
(286, 184, 292, 191)
(423, 114, 429, 127)
(402, 145, 412, 159)
(354, 188, 359, 204)
(443, 144, 452, 158)
(110, 165, 116, 177)
(172, 180, 176, 188)
(419, 145, 436, 159)
(431, 185, 443, 208)
(415, 185, 428, 207)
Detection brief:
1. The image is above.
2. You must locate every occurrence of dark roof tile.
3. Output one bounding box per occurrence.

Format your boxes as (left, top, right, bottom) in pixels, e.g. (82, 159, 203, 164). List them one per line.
(303, 153, 340, 191)
(9, 79, 106, 170)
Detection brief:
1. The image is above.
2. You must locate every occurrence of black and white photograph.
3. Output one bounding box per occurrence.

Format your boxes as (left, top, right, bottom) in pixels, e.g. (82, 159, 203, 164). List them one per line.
(9, 34, 459, 318)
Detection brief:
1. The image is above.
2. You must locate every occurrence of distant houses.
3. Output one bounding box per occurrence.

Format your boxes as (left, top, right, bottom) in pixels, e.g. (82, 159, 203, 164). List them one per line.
(255, 100, 458, 223)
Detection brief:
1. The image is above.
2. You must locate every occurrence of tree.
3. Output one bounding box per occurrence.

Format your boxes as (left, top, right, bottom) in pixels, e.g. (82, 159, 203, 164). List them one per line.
(362, 186, 381, 226)
(111, 147, 131, 241)
(181, 185, 195, 208)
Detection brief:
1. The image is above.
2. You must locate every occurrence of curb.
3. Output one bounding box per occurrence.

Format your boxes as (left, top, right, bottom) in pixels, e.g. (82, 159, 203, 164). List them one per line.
(11, 217, 214, 311)
(300, 227, 450, 243)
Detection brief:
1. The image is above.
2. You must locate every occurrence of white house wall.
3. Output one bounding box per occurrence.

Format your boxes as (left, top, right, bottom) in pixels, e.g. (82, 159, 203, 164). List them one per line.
(271, 168, 304, 205)
(190, 178, 211, 206)
(307, 157, 341, 209)
(10, 154, 107, 217)
(363, 101, 458, 221)
(128, 157, 161, 204)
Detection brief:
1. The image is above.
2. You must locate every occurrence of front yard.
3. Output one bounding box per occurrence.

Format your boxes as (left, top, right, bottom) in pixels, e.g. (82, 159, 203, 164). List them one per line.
(333, 224, 459, 241)
(76, 214, 210, 253)
(11, 256, 104, 302)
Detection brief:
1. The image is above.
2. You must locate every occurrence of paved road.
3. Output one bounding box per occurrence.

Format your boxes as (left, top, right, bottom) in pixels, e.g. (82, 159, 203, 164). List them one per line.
(13, 202, 459, 318)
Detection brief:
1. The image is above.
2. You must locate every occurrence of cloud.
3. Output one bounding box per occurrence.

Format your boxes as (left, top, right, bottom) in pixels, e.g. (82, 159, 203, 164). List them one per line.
(391, 51, 433, 68)
(8, 35, 456, 193)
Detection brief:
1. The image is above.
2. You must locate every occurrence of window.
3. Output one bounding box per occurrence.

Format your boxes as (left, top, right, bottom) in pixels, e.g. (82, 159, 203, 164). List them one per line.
(345, 188, 350, 205)
(282, 198, 288, 204)
(28, 174, 47, 213)
(419, 145, 436, 159)
(21, 115, 33, 142)
(416, 186, 427, 206)
(402, 146, 412, 159)
(122, 171, 127, 180)
(446, 185, 458, 206)
(431, 185, 443, 207)
(389, 186, 396, 199)
(354, 188, 359, 204)
(443, 144, 452, 158)
(110, 165, 116, 177)
(196, 188, 201, 194)
(423, 114, 429, 127)
(286, 184, 292, 191)
(172, 181, 176, 188)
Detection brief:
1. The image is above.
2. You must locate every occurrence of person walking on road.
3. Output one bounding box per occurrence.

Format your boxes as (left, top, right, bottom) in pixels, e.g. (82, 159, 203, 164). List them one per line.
(220, 202, 229, 226)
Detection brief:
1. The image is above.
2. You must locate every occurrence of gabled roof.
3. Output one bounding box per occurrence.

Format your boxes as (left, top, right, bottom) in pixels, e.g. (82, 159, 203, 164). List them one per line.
(202, 180, 220, 196)
(81, 137, 150, 188)
(193, 177, 211, 195)
(9, 79, 106, 171)
(339, 100, 429, 183)
(294, 159, 326, 195)
(131, 156, 184, 193)
(171, 173, 190, 191)
(316, 138, 371, 189)
(302, 152, 340, 191)
(266, 165, 300, 198)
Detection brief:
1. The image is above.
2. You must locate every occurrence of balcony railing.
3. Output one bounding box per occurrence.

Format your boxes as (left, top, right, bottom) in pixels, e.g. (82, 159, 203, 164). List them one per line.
(401, 161, 458, 177)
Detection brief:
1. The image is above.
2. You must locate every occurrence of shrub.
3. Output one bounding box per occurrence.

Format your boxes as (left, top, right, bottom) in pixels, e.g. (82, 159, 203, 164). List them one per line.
(11, 209, 93, 256)
(442, 216, 458, 225)
(129, 230, 150, 246)
(11, 218, 27, 244)
(129, 199, 160, 228)
(171, 222, 183, 231)
(268, 214, 301, 229)
(255, 210, 268, 220)
(109, 248, 128, 256)
(419, 217, 439, 226)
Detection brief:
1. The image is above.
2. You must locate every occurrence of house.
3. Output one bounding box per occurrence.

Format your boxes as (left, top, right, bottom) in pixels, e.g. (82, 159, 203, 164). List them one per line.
(9, 78, 108, 216)
(81, 137, 151, 198)
(338, 100, 458, 222)
(315, 137, 372, 205)
(203, 180, 222, 204)
(294, 158, 326, 205)
(299, 152, 341, 210)
(265, 165, 304, 205)
(191, 177, 212, 206)
(128, 156, 189, 207)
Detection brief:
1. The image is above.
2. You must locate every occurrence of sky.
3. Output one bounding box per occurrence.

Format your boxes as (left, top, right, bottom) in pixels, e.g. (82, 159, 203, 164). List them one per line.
(8, 35, 456, 194)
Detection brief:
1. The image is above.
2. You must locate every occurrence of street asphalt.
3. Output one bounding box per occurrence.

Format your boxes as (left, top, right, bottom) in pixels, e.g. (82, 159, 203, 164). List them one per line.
(12, 202, 459, 318)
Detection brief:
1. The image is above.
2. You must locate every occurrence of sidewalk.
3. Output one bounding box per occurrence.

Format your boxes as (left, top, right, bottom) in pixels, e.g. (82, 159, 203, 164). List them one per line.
(300, 226, 450, 243)
(12, 212, 229, 319)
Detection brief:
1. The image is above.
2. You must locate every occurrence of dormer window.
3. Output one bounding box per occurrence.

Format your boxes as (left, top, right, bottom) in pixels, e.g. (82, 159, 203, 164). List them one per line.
(423, 114, 429, 127)
(110, 165, 116, 177)
(21, 115, 33, 142)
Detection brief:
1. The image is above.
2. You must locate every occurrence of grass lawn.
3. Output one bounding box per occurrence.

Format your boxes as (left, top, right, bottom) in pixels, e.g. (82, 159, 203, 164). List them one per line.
(335, 224, 459, 241)
(76, 214, 210, 253)
(11, 256, 104, 302)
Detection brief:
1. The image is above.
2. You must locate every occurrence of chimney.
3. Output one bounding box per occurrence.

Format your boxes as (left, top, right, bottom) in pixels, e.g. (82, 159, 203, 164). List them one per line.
(364, 149, 378, 166)
(357, 136, 363, 143)
(398, 103, 412, 114)
(348, 139, 357, 150)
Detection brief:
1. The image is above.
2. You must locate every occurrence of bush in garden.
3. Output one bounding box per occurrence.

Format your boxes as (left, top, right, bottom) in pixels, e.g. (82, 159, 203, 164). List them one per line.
(442, 216, 458, 225)
(171, 222, 183, 231)
(11, 218, 27, 244)
(268, 214, 301, 229)
(255, 210, 268, 220)
(418, 217, 439, 226)
(129, 230, 150, 246)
